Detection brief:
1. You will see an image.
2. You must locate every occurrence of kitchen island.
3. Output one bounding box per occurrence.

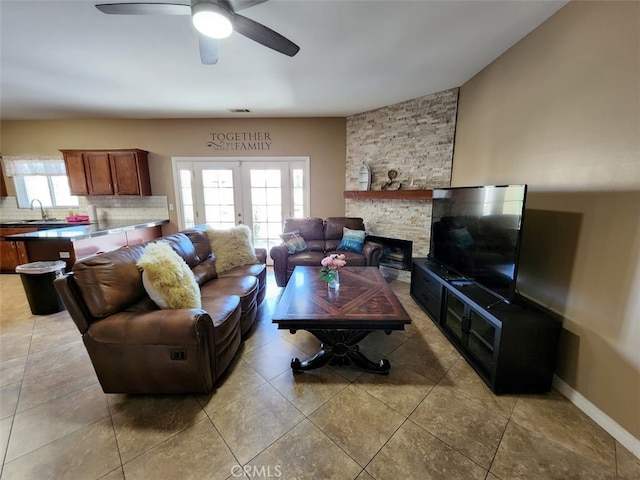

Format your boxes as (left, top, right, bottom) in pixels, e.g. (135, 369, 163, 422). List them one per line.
(5, 219, 168, 271)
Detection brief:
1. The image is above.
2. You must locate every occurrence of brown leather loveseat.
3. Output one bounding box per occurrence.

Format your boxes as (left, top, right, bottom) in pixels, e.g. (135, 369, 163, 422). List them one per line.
(54, 225, 266, 395)
(270, 217, 383, 287)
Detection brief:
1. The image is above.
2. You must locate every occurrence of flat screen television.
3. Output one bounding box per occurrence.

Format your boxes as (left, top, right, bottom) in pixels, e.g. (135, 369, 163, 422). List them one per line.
(428, 184, 528, 304)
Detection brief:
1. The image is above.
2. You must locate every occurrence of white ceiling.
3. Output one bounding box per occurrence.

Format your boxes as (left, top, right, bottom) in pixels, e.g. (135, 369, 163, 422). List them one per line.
(0, 0, 567, 120)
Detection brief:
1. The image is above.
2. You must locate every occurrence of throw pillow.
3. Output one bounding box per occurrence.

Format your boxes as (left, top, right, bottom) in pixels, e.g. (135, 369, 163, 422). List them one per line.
(280, 229, 307, 254)
(337, 226, 366, 253)
(137, 242, 201, 309)
(206, 224, 259, 273)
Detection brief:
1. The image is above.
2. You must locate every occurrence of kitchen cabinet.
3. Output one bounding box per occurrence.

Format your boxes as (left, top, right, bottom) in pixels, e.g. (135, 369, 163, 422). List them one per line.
(0, 227, 37, 272)
(63, 151, 89, 195)
(61, 149, 152, 196)
(0, 167, 8, 197)
(84, 152, 113, 195)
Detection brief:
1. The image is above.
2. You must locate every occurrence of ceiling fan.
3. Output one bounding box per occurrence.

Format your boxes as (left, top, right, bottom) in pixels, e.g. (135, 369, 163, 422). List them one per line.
(95, 0, 300, 64)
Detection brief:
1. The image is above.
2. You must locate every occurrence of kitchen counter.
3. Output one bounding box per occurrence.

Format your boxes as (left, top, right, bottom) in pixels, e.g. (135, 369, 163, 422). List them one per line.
(0, 220, 90, 229)
(5, 219, 169, 271)
(6, 219, 169, 241)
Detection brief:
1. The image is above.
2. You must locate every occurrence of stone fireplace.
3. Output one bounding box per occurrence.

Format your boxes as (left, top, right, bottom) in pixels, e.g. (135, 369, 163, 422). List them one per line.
(355, 199, 432, 282)
(345, 88, 458, 282)
(367, 235, 413, 271)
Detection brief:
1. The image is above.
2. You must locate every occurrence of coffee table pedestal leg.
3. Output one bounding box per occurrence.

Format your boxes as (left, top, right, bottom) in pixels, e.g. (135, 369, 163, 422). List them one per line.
(290, 329, 390, 375)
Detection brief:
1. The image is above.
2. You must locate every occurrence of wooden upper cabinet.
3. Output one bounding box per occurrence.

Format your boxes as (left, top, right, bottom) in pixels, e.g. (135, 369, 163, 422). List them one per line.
(110, 151, 151, 195)
(63, 152, 89, 195)
(0, 165, 8, 197)
(85, 152, 113, 195)
(61, 149, 151, 196)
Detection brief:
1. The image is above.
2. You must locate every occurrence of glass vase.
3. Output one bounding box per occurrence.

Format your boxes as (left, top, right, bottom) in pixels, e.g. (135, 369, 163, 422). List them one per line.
(328, 270, 340, 289)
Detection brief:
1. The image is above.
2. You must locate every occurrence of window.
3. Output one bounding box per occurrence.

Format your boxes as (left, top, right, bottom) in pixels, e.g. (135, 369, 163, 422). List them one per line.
(3, 156, 78, 208)
(14, 175, 78, 208)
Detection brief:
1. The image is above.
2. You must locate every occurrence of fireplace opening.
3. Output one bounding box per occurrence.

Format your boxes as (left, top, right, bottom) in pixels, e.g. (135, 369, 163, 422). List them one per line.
(367, 235, 413, 271)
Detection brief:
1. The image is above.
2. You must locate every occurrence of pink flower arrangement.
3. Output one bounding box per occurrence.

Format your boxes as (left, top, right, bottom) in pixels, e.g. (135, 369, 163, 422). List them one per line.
(320, 253, 346, 283)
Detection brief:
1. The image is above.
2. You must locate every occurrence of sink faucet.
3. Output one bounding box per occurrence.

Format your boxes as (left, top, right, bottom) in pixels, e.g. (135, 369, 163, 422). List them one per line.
(30, 198, 48, 220)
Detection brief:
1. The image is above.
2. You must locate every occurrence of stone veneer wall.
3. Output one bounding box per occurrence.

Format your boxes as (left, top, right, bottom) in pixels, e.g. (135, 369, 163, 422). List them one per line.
(345, 88, 459, 281)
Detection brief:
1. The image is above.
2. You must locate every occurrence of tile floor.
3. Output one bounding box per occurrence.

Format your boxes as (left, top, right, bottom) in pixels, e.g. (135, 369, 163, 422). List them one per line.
(1, 270, 639, 480)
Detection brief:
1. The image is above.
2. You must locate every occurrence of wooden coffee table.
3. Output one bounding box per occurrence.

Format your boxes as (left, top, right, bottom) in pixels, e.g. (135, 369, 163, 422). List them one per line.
(272, 266, 411, 374)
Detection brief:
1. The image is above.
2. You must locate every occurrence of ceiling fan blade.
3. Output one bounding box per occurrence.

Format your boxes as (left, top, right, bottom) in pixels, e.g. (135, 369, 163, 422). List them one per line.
(199, 35, 220, 65)
(232, 13, 299, 57)
(95, 3, 190, 15)
(227, 0, 268, 12)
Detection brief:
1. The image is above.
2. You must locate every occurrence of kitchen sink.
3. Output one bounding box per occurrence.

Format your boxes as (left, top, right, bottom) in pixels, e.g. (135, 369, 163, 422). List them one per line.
(2, 219, 88, 230)
(4, 219, 60, 224)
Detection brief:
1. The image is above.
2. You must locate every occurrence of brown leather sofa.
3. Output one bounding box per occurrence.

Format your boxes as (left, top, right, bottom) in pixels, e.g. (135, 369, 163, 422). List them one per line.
(270, 217, 383, 287)
(54, 225, 266, 395)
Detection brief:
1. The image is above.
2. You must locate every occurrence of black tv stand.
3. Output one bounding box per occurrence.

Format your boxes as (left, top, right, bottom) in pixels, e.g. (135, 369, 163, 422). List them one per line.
(410, 258, 562, 394)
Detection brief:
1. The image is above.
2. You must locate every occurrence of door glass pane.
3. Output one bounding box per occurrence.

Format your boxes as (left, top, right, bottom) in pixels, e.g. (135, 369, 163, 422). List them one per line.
(205, 205, 235, 226)
(179, 169, 195, 228)
(249, 169, 282, 253)
(219, 188, 234, 205)
(265, 170, 281, 187)
(251, 188, 267, 205)
(252, 205, 265, 223)
(267, 205, 280, 219)
(292, 169, 304, 218)
(202, 169, 236, 230)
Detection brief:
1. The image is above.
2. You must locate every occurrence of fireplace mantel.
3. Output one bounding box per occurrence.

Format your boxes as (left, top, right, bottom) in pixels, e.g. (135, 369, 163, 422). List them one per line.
(344, 190, 433, 200)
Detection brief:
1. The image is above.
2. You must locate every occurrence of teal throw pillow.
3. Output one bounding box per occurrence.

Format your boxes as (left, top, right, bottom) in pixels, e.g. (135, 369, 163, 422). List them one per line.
(337, 227, 366, 253)
(280, 230, 307, 254)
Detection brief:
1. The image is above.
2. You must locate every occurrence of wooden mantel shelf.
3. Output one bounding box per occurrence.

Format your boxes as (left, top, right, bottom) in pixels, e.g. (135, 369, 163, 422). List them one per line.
(344, 189, 433, 200)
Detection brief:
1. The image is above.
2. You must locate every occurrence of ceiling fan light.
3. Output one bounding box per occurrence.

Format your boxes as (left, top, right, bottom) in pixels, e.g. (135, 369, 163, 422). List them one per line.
(192, 2, 233, 39)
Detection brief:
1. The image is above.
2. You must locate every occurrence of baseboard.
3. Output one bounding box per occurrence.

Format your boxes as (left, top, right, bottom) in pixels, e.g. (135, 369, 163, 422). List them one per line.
(553, 374, 640, 459)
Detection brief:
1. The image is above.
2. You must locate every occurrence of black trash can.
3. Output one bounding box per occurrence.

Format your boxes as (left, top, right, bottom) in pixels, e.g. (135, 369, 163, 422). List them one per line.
(15, 260, 67, 315)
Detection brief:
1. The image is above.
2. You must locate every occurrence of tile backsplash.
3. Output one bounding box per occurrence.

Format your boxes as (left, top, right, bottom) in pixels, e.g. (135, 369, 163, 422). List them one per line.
(0, 195, 169, 222)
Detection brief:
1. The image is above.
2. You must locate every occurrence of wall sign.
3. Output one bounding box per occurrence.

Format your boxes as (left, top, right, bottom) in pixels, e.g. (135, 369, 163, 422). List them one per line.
(206, 132, 272, 151)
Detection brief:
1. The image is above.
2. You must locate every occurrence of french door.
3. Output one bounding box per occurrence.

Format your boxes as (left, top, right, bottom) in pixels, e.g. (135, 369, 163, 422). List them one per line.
(174, 157, 309, 260)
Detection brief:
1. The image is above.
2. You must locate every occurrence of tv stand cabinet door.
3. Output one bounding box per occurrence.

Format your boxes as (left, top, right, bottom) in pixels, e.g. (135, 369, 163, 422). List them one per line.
(410, 261, 443, 321)
(465, 308, 499, 378)
(442, 289, 500, 381)
(443, 290, 466, 344)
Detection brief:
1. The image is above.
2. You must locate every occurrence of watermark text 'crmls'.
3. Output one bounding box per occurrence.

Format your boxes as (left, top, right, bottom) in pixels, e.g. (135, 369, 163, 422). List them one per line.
(230, 465, 282, 478)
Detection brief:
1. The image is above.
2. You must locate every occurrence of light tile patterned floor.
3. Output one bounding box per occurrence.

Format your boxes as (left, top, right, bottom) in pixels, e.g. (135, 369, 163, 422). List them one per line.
(1, 270, 639, 480)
